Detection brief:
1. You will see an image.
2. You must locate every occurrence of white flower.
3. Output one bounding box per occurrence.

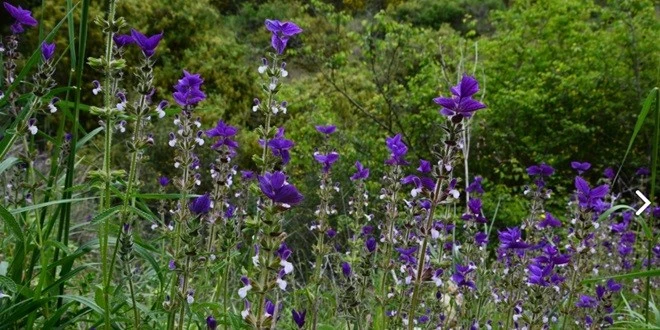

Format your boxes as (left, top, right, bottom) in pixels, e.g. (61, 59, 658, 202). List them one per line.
(252, 105, 259, 112)
(252, 255, 260, 267)
(258, 65, 268, 74)
(28, 125, 38, 135)
(238, 284, 252, 298)
(48, 103, 57, 113)
(186, 295, 194, 304)
(241, 308, 250, 319)
(281, 260, 293, 274)
(276, 278, 287, 290)
(195, 137, 204, 146)
(157, 108, 166, 118)
(168, 139, 177, 147)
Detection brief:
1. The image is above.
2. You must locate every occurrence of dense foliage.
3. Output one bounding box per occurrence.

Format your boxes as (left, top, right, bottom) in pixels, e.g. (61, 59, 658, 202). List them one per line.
(0, 0, 658, 329)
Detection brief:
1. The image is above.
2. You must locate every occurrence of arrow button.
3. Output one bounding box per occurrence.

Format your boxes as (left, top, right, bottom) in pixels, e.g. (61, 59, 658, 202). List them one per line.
(635, 190, 651, 216)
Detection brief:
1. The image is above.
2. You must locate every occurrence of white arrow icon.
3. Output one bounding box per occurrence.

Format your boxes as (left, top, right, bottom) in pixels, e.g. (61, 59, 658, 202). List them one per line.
(635, 190, 651, 216)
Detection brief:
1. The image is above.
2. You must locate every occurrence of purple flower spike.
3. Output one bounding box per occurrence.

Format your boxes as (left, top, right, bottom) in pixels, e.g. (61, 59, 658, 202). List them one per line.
(314, 151, 339, 173)
(206, 316, 217, 330)
(385, 134, 409, 166)
(350, 161, 370, 181)
(4, 2, 38, 34)
(433, 75, 486, 118)
(189, 193, 211, 215)
(265, 19, 302, 54)
(258, 171, 303, 207)
(130, 29, 163, 57)
(41, 42, 56, 61)
(315, 125, 336, 135)
(538, 212, 561, 228)
(173, 70, 206, 107)
(292, 309, 306, 329)
(571, 161, 591, 174)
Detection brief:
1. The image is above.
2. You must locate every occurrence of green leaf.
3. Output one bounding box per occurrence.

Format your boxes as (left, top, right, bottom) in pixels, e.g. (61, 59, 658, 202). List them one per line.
(614, 87, 659, 182)
(582, 269, 660, 284)
(0, 275, 17, 293)
(56, 295, 104, 317)
(0, 204, 24, 242)
(9, 196, 97, 215)
(0, 157, 19, 175)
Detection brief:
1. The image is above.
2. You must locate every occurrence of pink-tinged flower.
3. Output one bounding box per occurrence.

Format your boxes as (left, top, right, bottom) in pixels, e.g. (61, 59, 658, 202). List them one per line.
(265, 19, 302, 54)
(433, 75, 486, 118)
(3, 2, 37, 34)
(258, 171, 303, 207)
(130, 29, 163, 57)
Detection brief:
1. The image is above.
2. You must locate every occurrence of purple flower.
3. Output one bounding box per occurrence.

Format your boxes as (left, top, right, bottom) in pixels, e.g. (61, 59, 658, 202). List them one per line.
(474, 232, 488, 246)
(206, 120, 239, 150)
(130, 29, 163, 57)
(604, 167, 615, 180)
(314, 151, 339, 173)
(265, 19, 302, 54)
(385, 134, 409, 166)
(538, 212, 561, 228)
(41, 42, 55, 61)
(241, 170, 255, 181)
(258, 171, 303, 206)
(527, 163, 555, 177)
(292, 309, 306, 329)
(206, 315, 217, 330)
(575, 295, 598, 308)
(173, 70, 206, 107)
(575, 176, 609, 210)
(451, 263, 476, 289)
(466, 176, 484, 195)
(326, 228, 337, 238)
(350, 161, 370, 181)
(498, 227, 530, 250)
(417, 159, 432, 173)
(168, 259, 176, 270)
(3, 2, 38, 34)
(396, 246, 418, 265)
(113, 34, 135, 48)
(266, 127, 294, 164)
(571, 161, 591, 174)
(636, 167, 650, 176)
(315, 125, 336, 135)
(189, 193, 211, 215)
(527, 262, 552, 286)
(341, 262, 352, 278)
(365, 236, 377, 253)
(606, 279, 622, 292)
(433, 75, 486, 118)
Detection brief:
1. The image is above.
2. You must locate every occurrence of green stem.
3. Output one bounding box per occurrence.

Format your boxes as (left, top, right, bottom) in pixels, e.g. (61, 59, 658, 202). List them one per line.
(127, 264, 140, 329)
(408, 177, 444, 330)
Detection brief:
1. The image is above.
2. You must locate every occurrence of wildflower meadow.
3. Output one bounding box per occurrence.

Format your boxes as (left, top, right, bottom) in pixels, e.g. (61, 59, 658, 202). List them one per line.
(0, 0, 658, 329)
